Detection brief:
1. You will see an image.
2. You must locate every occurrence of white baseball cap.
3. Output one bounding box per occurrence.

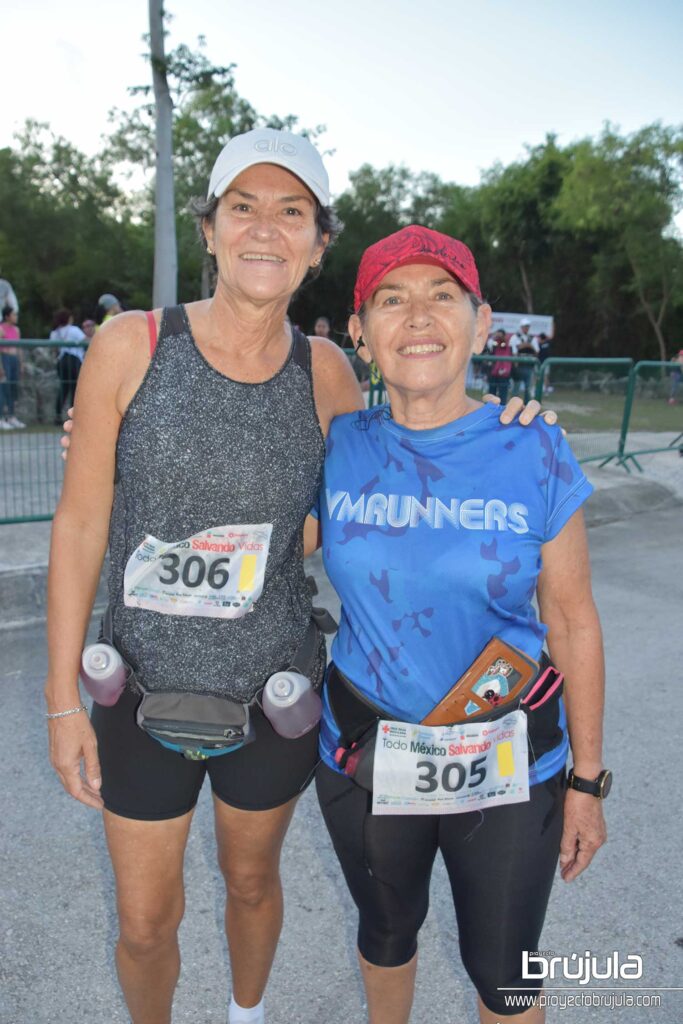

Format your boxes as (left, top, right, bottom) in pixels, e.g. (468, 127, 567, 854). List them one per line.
(207, 128, 330, 206)
(520, 317, 531, 327)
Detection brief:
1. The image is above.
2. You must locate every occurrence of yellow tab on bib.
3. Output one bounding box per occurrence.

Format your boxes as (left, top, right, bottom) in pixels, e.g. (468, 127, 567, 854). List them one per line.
(238, 554, 257, 593)
(497, 740, 515, 778)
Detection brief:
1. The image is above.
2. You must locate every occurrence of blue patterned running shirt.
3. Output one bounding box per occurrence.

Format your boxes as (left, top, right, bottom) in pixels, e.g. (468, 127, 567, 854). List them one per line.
(315, 403, 593, 786)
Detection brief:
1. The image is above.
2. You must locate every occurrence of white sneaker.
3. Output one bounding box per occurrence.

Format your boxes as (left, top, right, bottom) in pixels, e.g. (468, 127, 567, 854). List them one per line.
(0, 418, 11, 430)
(8, 416, 25, 428)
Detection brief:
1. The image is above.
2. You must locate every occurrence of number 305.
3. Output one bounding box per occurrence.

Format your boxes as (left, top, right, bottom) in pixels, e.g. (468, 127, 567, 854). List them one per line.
(415, 757, 486, 793)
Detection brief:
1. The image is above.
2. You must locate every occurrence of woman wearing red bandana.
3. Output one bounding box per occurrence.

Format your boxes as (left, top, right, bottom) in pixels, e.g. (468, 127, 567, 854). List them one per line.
(313, 226, 608, 1024)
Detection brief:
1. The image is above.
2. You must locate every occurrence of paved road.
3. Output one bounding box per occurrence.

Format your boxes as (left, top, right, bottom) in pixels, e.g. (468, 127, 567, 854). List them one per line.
(1, 514, 681, 1024)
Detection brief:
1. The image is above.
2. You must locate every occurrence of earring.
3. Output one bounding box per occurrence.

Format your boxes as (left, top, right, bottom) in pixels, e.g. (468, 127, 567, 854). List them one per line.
(311, 258, 321, 267)
(354, 337, 366, 351)
(207, 246, 215, 256)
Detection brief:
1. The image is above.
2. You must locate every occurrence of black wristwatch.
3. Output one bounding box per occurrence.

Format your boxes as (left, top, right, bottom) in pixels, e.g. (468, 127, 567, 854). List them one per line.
(567, 768, 612, 799)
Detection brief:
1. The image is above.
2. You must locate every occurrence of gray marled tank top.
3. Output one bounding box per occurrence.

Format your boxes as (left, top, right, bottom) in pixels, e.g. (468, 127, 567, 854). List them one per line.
(108, 305, 326, 700)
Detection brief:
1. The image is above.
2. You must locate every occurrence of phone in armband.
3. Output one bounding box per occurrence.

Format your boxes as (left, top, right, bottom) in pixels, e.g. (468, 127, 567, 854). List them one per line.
(421, 638, 539, 726)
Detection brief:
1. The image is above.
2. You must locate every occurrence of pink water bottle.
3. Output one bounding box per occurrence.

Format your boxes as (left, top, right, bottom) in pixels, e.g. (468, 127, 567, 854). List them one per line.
(262, 671, 322, 739)
(80, 644, 127, 707)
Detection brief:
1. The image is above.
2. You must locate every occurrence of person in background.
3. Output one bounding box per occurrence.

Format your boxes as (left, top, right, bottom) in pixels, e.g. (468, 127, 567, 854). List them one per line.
(537, 333, 553, 395)
(314, 315, 367, 390)
(668, 349, 683, 406)
(51, 310, 86, 425)
(537, 332, 552, 364)
(81, 319, 97, 343)
(509, 318, 539, 403)
(0, 305, 25, 429)
(97, 294, 122, 325)
(313, 316, 332, 339)
(486, 328, 513, 403)
(0, 270, 19, 315)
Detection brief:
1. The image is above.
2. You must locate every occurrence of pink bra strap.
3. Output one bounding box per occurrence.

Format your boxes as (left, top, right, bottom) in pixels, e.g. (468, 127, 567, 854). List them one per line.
(145, 311, 158, 357)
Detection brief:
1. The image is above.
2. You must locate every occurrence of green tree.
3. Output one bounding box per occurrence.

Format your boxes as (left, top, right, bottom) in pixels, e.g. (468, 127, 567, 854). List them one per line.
(293, 164, 459, 337)
(0, 121, 149, 337)
(553, 124, 683, 360)
(473, 137, 572, 312)
(106, 36, 322, 300)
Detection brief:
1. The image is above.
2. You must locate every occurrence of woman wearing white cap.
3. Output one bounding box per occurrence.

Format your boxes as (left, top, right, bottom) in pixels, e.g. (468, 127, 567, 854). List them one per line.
(47, 127, 363, 1024)
(48, 129, 548, 1024)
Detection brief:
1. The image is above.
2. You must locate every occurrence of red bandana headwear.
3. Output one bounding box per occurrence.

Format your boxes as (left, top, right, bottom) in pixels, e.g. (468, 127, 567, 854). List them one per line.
(353, 225, 481, 312)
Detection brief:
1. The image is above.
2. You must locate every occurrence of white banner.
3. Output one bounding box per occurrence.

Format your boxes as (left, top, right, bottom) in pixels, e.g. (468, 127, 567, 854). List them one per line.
(490, 312, 554, 337)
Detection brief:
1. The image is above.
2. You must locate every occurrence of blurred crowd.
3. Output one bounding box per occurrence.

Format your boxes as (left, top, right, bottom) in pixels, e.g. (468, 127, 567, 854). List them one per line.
(0, 286, 122, 430)
(482, 318, 553, 403)
(1, 268, 681, 429)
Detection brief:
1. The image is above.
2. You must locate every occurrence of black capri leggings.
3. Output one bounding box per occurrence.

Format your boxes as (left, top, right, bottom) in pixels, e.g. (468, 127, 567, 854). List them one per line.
(316, 763, 566, 1017)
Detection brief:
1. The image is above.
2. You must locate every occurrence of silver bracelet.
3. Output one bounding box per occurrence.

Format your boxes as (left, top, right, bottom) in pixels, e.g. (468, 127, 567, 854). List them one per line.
(46, 704, 88, 720)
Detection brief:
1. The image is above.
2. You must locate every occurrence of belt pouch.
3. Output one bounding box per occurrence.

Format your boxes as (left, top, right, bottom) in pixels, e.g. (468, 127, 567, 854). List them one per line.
(99, 605, 252, 755)
(136, 690, 252, 753)
(329, 655, 563, 791)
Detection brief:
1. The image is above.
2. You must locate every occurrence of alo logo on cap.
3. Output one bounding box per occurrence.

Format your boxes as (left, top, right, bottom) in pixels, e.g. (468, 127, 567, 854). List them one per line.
(254, 138, 297, 156)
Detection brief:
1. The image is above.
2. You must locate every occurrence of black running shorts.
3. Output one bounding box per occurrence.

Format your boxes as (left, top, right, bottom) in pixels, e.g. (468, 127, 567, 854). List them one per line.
(91, 687, 320, 820)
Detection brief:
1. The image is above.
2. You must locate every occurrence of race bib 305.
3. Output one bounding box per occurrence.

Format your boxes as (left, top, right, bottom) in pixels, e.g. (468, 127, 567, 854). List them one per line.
(372, 711, 529, 815)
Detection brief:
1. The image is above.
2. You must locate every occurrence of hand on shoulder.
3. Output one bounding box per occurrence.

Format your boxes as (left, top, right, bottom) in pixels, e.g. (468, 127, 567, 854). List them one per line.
(483, 393, 559, 427)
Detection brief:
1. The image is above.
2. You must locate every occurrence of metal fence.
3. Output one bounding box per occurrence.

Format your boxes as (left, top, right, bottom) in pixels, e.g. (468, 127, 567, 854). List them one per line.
(369, 354, 541, 407)
(368, 352, 682, 465)
(532, 357, 634, 464)
(598, 360, 683, 497)
(0, 341, 80, 524)
(607, 360, 683, 467)
(1, 345, 681, 524)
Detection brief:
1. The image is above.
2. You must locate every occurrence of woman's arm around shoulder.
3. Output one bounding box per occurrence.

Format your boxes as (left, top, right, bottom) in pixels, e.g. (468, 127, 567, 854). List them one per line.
(302, 337, 363, 558)
(309, 335, 364, 437)
(537, 509, 607, 882)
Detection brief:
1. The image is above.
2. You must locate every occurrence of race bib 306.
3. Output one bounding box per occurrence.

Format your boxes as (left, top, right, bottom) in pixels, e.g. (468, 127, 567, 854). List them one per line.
(123, 524, 272, 619)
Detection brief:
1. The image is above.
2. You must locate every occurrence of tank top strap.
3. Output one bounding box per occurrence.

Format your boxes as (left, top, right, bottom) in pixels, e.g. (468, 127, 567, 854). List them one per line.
(160, 304, 187, 338)
(291, 326, 311, 377)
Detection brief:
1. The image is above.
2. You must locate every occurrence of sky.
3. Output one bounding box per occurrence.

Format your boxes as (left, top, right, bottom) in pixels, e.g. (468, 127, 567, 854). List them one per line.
(2, 0, 682, 200)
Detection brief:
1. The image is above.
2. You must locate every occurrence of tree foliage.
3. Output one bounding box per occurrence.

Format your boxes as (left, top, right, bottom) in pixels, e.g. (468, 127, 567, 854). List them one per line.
(297, 126, 683, 357)
(0, 38, 680, 362)
(0, 121, 150, 338)
(552, 124, 683, 359)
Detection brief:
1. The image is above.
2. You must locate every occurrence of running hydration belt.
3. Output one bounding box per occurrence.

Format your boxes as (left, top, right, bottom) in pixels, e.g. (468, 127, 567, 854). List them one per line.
(98, 592, 336, 760)
(328, 655, 563, 791)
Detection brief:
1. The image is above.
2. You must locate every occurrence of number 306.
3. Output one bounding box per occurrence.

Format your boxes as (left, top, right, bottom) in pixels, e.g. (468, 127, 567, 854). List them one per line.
(158, 554, 230, 589)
